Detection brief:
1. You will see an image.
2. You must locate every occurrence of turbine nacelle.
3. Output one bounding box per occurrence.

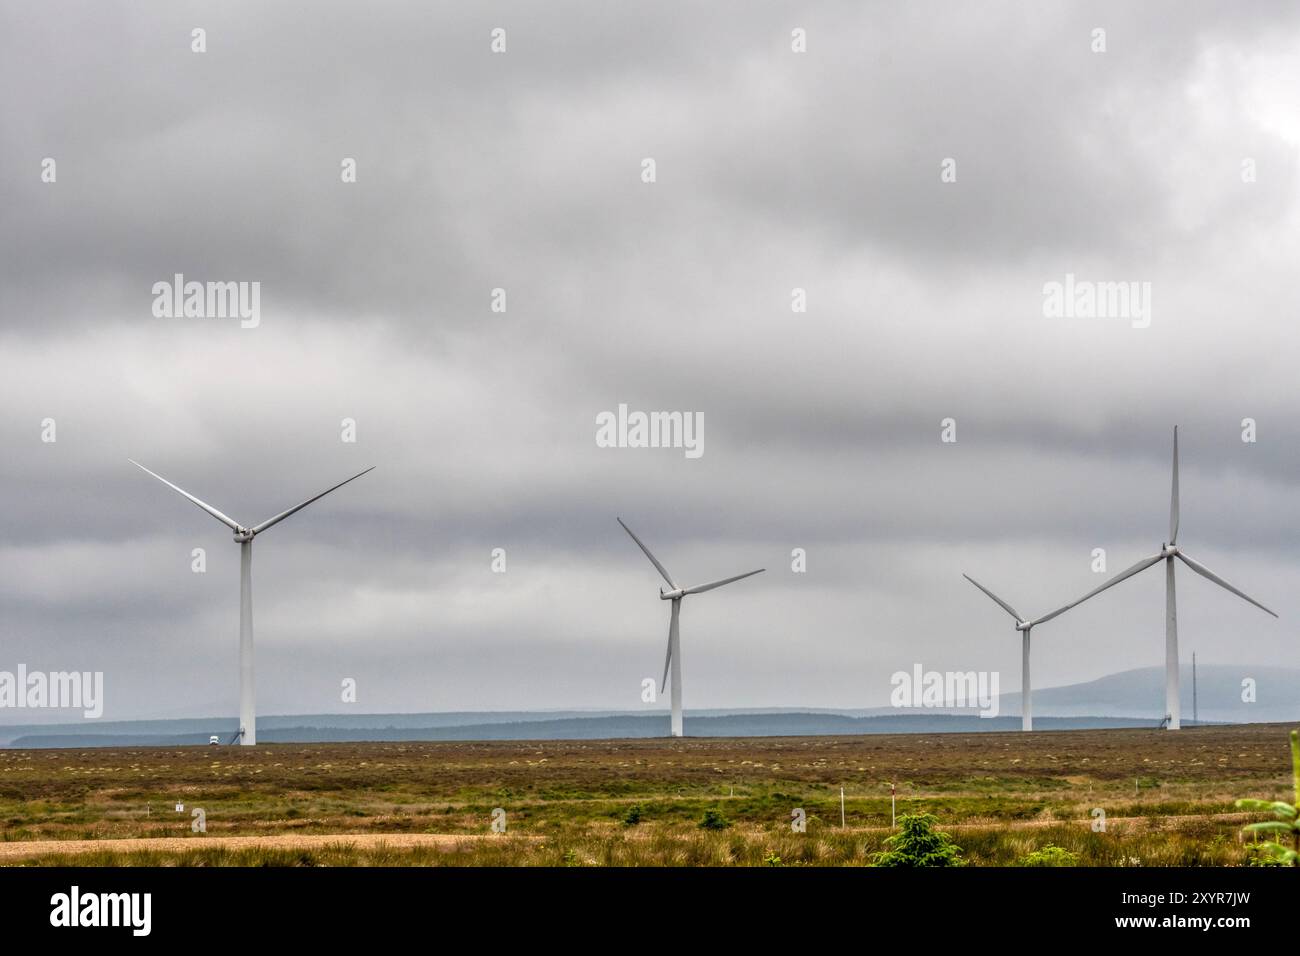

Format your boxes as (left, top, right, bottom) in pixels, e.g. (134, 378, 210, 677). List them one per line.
(1160, 543, 1179, 558)
(659, 587, 685, 600)
(233, 529, 255, 543)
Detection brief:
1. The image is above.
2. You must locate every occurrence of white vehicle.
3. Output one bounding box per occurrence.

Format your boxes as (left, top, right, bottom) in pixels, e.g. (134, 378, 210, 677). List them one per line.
(209, 735, 220, 745)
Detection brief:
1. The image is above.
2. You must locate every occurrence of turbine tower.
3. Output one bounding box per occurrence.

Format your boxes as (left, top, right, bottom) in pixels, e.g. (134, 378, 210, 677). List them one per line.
(1048, 427, 1276, 729)
(618, 518, 764, 737)
(962, 575, 1085, 731)
(129, 460, 374, 745)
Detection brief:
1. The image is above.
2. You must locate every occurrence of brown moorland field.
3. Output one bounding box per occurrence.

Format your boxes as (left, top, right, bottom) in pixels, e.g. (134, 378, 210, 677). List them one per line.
(0, 721, 1294, 866)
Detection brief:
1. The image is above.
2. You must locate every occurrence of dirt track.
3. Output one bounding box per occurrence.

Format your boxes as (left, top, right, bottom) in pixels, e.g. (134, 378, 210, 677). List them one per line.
(0, 832, 521, 861)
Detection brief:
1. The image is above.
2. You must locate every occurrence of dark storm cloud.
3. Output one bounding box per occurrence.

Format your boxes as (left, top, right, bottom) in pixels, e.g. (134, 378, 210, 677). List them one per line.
(5, 1, 1297, 325)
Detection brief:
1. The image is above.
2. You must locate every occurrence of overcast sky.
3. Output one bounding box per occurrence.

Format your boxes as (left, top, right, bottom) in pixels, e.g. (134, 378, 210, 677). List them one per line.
(1, 1, 1297, 722)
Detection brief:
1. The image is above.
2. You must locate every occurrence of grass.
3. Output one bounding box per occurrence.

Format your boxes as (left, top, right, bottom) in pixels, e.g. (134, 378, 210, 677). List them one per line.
(0, 722, 1294, 866)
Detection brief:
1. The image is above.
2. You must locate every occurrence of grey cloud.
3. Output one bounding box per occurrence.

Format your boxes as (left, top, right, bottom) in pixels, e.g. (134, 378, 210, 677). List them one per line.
(1, 1, 1297, 719)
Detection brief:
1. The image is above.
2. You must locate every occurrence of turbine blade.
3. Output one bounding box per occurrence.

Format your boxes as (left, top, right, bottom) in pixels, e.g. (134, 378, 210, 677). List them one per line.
(249, 466, 375, 535)
(962, 574, 1022, 622)
(1170, 426, 1180, 545)
(1030, 553, 1164, 626)
(683, 568, 765, 595)
(617, 517, 676, 589)
(128, 459, 243, 532)
(1176, 551, 1278, 618)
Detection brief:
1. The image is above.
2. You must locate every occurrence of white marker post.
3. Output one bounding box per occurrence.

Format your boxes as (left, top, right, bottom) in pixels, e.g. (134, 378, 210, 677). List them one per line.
(840, 787, 845, 828)
(890, 782, 897, 828)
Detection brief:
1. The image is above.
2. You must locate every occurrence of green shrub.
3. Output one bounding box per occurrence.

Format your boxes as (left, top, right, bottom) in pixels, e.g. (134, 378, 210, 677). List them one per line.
(872, 813, 963, 867)
(1234, 728, 1299, 867)
(1245, 843, 1286, 867)
(1018, 844, 1079, 867)
(622, 804, 644, 826)
(698, 809, 730, 831)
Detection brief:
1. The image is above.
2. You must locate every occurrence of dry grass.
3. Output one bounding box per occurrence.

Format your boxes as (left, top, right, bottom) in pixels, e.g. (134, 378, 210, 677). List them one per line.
(0, 722, 1293, 866)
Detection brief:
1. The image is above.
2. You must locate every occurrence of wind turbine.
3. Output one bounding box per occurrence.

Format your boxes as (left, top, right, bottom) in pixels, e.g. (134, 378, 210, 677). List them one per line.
(129, 459, 374, 745)
(1046, 427, 1277, 729)
(617, 518, 764, 738)
(961, 575, 1082, 731)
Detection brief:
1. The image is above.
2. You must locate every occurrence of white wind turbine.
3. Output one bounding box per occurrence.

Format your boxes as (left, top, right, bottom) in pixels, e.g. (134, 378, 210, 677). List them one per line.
(618, 518, 764, 737)
(961, 575, 1082, 731)
(129, 459, 374, 745)
(1046, 427, 1277, 729)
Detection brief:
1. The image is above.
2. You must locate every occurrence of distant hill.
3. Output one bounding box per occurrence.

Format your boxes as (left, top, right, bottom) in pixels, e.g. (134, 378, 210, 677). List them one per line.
(2, 664, 1293, 748)
(996, 664, 1298, 723)
(6, 713, 1167, 748)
